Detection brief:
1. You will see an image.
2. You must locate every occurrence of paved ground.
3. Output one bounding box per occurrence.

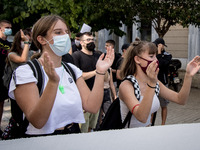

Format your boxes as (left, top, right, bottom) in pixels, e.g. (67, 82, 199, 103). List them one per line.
(1, 87, 200, 130)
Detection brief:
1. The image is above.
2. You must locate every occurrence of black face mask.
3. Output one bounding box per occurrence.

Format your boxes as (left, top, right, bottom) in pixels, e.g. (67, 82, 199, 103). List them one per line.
(86, 42, 95, 51)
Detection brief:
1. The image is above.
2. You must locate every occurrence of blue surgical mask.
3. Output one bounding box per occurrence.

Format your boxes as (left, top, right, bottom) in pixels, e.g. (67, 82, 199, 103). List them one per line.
(4, 28, 12, 36)
(46, 34, 71, 56)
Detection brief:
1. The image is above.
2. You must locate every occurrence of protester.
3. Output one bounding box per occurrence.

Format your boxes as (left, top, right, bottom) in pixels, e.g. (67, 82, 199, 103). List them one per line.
(6, 29, 32, 126)
(153, 38, 172, 125)
(8, 15, 114, 137)
(105, 40, 121, 90)
(72, 32, 101, 133)
(0, 20, 12, 136)
(119, 40, 200, 128)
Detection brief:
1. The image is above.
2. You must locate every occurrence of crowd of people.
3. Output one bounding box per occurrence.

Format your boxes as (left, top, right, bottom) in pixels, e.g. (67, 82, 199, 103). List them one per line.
(0, 14, 200, 139)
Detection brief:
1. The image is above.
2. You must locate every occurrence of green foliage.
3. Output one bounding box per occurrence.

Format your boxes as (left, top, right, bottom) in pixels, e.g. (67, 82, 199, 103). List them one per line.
(0, 0, 199, 37)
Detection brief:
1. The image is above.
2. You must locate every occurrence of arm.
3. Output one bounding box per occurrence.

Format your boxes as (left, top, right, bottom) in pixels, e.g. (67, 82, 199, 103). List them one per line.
(77, 47, 114, 113)
(14, 52, 60, 129)
(159, 56, 200, 105)
(9, 30, 30, 63)
(9, 45, 29, 63)
(82, 70, 96, 80)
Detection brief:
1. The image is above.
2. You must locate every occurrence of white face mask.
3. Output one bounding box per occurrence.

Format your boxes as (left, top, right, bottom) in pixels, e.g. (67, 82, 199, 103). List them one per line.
(46, 34, 71, 56)
(75, 39, 80, 47)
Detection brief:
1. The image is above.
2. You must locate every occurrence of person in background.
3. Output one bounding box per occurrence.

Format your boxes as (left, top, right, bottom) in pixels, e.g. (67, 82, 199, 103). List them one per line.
(8, 15, 114, 137)
(72, 32, 102, 133)
(72, 32, 82, 53)
(0, 20, 12, 137)
(6, 29, 32, 126)
(153, 38, 172, 125)
(105, 40, 121, 92)
(119, 40, 200, 128)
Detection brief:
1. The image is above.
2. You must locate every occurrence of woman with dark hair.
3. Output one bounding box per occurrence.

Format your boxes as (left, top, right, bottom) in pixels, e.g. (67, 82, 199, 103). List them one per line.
(8, 15, 114, 137)
(8, 29, 32, 69)
(119, 40, 200, 128)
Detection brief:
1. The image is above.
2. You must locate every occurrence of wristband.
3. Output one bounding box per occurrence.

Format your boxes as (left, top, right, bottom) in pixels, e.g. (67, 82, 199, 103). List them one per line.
(24, 41, 30, 44)
(131, 104, 140, 114)
(96, 70, 106, 75)
(147, 83, 156, 88)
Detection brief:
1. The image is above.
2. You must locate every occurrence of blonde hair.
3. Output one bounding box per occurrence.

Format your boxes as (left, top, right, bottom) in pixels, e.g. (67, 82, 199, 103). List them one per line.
(32, 15, 67, 51)
(120, 41, 157, 78)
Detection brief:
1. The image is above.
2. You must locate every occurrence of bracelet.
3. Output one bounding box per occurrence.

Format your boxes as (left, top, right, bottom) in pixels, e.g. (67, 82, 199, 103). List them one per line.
(131, 104, 140, 114)
(147, 83, 156, 89)
(24, 41, 30, 44)
(96, 70, 106, 75)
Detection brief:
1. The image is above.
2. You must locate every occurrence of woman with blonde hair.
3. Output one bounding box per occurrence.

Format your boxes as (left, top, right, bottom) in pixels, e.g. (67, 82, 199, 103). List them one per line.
(8, 15, 114, 137)
(119, 40, 200, 128)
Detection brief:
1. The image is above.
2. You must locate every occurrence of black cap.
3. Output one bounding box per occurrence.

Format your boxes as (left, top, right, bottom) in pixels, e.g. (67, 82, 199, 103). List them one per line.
(153, 38, 167, 47)
(121, 43, 130, 50)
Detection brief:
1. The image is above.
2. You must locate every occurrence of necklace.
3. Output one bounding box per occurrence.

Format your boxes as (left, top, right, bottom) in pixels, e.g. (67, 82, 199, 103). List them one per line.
(59, 65, 65, 94)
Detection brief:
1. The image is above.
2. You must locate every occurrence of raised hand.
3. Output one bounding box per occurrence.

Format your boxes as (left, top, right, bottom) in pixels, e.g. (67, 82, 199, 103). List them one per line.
(40, 52, 60, 83)
(20, 29, 29, 42)
(186, 55, 200, 77)
(146, 60, 159, 84)
(96, 46, 114, 74)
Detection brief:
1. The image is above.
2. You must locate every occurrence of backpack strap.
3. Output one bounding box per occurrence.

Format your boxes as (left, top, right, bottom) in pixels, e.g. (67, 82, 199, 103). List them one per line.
(27, 59, 44, 96)
(61, 61, 76, 82)
(124, 75, 160, 97)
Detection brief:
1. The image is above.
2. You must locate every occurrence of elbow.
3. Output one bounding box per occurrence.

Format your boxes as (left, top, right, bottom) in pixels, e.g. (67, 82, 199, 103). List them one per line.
(138, 117, 148, 124)
(136, 114, 148, 123)
(178, 101, 186, 106)
(27, 116, 46, 129)
(31, 121, 46, 129)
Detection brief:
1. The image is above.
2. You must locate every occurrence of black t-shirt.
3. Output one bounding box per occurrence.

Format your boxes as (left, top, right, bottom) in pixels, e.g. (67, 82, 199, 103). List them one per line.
(116, 57, 124, 88)
(62, 53, 74, 64)
(72, 50, 100, 90)
(112, 52, 122, 82)
(0, 38, 11, 77)
(156, 50, 172, 85)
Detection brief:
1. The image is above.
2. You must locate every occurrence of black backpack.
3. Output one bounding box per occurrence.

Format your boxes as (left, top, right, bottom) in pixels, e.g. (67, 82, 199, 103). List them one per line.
(2, 63, 13, 89)
(98, 75, 160, 131)
(2, 59, 76, 140)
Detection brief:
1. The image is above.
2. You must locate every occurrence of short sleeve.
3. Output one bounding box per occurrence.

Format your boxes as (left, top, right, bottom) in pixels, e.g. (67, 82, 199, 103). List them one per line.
(8, 64, 37, 100)
(67, 63, 82, 80)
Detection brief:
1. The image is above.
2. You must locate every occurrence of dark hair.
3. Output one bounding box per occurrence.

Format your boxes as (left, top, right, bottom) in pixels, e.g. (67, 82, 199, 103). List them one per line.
(106, 40, 115, 47)
(76, 32, 83, 38)
(120, 41, 157, 78)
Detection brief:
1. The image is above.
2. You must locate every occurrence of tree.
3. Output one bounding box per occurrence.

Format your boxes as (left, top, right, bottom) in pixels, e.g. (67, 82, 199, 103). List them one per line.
(0, 0, 42, 34)
(130, 0, 200, 37)
(1, 0, 199, 38)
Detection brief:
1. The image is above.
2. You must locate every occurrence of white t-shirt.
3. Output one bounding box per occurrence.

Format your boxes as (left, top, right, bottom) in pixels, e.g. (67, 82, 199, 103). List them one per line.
(120, 95, 160, 128)
(9, 63, 85, 135)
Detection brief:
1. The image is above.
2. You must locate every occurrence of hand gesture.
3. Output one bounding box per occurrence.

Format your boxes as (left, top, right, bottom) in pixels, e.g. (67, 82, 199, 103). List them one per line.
(20, 29, 29, 42)
(96, 46, 114, 74)
(40, 52, 60, 83)
(146, 60, 159, 84)
(186, 55, 200, 77)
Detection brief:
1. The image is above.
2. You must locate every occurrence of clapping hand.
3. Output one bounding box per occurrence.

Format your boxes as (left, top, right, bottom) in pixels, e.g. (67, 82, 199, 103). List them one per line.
(186, 56, 200, 77)
(96, 46, 114, 74)
(40, 52, 60, 83)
